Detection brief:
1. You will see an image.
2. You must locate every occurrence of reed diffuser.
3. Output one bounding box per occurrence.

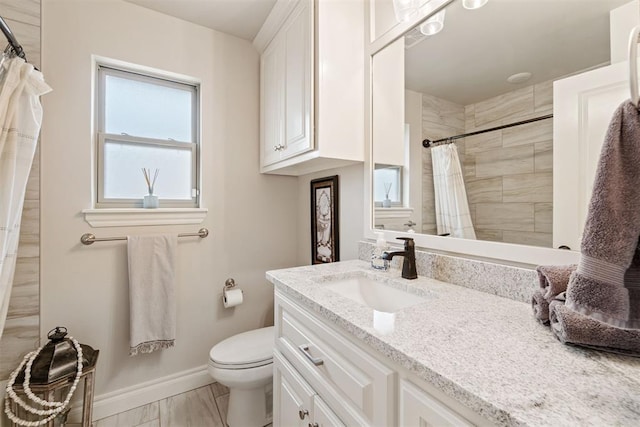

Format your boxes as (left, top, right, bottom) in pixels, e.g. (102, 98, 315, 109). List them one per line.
(142, 168, 159, 208)
(383, 182, 392, 208)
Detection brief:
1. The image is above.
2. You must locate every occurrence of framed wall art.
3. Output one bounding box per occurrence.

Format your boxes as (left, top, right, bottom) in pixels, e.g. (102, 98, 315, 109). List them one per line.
(310, 175, 339, 264)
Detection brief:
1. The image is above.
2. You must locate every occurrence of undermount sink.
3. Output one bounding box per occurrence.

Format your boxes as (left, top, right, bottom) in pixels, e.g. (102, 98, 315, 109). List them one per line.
(323, 273, 427, 313)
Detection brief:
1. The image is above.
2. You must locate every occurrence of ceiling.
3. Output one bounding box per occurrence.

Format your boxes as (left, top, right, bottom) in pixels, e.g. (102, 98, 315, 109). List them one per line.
(125, 0, 277, 41)
(404, 0, 630, 105)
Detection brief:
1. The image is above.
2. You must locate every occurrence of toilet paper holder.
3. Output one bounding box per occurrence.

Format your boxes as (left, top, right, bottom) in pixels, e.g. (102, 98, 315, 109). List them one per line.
(222, 278, 244, 308)
(223, 278, 237, 291)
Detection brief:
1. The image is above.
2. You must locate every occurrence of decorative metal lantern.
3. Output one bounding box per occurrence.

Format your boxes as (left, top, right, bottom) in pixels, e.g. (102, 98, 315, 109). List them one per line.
(5, 327, 99, 427)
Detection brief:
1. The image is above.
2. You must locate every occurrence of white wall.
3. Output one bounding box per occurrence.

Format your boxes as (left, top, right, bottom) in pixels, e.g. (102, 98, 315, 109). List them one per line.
(40, 0, 298, 405)
(297, 164, 364, 265)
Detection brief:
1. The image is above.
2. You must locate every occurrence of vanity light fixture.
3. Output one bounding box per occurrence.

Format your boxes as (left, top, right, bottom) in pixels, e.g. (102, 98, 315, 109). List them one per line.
(393, 0, 418, 23)
(420, 9, 446, 36)
(462, 0, 488, 10)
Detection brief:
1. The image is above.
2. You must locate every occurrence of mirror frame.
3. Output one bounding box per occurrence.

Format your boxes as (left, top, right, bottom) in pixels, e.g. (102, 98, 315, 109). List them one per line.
(363, 0, 580, 266)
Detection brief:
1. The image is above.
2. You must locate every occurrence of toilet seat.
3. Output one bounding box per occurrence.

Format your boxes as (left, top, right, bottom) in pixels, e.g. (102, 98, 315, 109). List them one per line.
(209, 326, 274, 370)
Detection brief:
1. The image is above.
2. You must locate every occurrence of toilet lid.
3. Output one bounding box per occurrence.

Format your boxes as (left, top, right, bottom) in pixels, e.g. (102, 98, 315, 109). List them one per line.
(209, 326, 274, 368)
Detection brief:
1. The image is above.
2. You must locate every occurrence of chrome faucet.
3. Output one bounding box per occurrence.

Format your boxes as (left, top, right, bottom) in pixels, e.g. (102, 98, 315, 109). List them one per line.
(382, 237, 417, 280)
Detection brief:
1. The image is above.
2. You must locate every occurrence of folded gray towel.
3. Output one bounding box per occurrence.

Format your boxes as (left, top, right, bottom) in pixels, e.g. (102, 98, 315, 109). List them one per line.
(537, 264, 577, 300)
(566, 101, 640, 329)
(549, 300, 640, 357)
(531, 289, 550, 325)
(531, 265, 576, 324)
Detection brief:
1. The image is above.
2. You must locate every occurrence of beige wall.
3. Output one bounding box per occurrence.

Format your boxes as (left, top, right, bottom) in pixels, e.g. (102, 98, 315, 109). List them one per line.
(39, 0, 299, 400)
(0, 0, 41, 380)
(297, 164, 364, 266)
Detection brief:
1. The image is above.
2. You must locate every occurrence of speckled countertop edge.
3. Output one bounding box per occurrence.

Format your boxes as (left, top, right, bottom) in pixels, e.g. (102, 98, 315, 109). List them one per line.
(267, 260, 640, 427)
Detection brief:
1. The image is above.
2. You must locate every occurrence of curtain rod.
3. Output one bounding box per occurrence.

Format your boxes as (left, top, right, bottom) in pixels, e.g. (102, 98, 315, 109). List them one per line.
(422, 114, 553, 148)
(0, 16, 26, 60)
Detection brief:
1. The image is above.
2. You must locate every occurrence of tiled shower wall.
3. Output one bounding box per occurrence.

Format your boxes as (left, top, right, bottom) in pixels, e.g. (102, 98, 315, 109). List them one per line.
(421, 93, 465, 235)
(421, 80, 553, 247)
(0, 0, 41, 379)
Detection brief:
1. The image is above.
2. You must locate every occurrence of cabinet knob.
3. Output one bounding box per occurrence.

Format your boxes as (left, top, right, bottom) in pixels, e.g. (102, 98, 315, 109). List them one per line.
(298, 409, 309, 420)
(273, 145, 279, 151)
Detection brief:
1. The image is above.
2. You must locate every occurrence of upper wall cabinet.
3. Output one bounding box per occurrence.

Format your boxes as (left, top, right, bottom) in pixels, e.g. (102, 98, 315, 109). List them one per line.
(255, 0, 365, 176)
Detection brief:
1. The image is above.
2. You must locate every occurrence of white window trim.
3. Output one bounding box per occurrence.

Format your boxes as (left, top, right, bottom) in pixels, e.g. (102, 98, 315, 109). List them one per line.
(374, 207, 414, 219)
(83, 208, 208, 228)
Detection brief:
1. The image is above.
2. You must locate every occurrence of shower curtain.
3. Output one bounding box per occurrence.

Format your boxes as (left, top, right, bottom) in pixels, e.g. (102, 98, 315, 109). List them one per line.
(0, 57, 51, 341)
(431, 144, 476, 239)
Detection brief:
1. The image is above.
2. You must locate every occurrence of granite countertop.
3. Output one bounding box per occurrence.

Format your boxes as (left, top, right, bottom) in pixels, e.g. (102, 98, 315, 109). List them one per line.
(266, 260, 640, 427)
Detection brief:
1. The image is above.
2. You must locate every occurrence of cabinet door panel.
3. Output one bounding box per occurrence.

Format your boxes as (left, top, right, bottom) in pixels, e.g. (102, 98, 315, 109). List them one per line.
(261, 36, 285, 167)
(274, 351, 314, 427)
(282, 0, 313, 159)
(313, 395, 346, 427)
(400, 379, 473, 427)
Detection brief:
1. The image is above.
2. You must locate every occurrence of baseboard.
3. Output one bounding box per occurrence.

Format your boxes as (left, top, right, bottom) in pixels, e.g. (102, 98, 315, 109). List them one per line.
(67, 365, 214, 423)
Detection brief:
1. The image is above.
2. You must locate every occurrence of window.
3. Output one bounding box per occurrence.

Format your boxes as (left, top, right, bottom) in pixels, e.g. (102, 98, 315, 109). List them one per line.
(96, 65, 199, 208)
(374, 164, 403, 206)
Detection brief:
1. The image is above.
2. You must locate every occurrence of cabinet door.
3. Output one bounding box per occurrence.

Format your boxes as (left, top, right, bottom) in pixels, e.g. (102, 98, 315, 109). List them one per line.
(312, 395, 346, 427)
(274, 351, 315, 427)
(399, 380, 473, 427)
(261, 35, 285, 167)
(282, 0, 313, 160)
(553, 60, 630, 250)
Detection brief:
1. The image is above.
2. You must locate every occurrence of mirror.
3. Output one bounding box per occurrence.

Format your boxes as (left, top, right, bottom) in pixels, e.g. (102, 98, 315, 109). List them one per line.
(372, 0, 632, 250)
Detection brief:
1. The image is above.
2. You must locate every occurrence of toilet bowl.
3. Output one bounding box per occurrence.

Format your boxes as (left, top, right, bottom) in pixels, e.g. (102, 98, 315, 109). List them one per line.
(208, 326, 274, 427)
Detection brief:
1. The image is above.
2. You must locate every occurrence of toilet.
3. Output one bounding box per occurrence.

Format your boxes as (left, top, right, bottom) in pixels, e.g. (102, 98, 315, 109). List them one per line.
(208, 326, 274, 427)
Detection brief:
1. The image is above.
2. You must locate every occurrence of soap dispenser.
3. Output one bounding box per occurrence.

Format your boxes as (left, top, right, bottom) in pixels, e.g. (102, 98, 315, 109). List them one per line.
(371, 231, 389, 271)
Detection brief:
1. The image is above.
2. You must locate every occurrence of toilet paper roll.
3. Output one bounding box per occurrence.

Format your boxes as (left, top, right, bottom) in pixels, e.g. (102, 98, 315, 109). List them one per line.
(223, 288, 243, 308)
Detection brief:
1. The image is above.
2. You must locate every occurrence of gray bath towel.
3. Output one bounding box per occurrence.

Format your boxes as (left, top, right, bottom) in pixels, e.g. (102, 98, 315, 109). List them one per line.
(549, 299, 640, 357)
(537, 265, 576, 300)
(531, 265, 577, 324)
(566, 101, 640, 329)
(531, 289, 550, 325)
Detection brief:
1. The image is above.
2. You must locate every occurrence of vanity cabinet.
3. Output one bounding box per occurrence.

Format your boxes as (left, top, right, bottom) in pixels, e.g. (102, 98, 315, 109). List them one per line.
(274, 290, 480, 426)
(274, 351, 345, 427)
(256, 0, 364, 176)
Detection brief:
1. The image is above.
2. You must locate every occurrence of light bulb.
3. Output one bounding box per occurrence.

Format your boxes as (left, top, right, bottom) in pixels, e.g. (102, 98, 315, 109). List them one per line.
(463, 0, 488, 10)
(393, 0, 418, 23)
(419, 10, 446, 36)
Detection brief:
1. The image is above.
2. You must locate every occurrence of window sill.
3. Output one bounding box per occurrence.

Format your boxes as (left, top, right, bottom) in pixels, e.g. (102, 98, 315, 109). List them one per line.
(374, 207, 414, 219)
(82, 208, 208, 228)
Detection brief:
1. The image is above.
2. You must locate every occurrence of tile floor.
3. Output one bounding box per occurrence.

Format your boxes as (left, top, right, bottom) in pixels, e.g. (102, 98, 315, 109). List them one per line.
(93, 382, 232, 427)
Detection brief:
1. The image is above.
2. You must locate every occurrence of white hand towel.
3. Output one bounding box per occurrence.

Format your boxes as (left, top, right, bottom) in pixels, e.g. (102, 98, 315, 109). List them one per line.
(127, 234, 177, 356)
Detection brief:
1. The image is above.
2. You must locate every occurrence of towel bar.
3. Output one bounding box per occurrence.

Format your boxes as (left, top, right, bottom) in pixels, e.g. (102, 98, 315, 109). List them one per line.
(80, 228, 209, 245)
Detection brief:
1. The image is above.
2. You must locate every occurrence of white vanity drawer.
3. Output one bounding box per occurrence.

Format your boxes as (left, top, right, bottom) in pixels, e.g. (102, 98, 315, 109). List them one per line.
(275, 291, 395, 426)
(400, 379, 475, 427)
